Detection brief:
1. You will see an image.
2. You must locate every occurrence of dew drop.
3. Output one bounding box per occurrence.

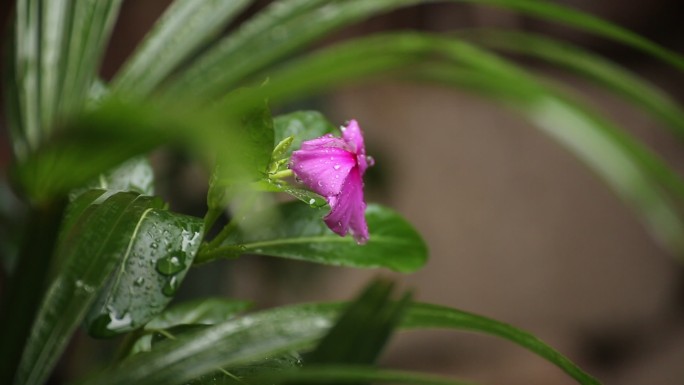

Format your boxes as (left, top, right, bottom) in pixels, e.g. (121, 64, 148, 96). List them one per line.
(162, 276, 179, 297)
(308, 198, 316, 205)
(133, 277, 145, 286)
(366, 156, 375, 166)
(150, 242, 158, 249)
(317, 181, 324, 187)
(155, 252, 186, 276)
(333, 164, 341, 170)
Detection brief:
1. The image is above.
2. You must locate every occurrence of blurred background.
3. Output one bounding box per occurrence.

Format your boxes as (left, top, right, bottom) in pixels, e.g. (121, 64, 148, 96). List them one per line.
(2, 1, 684, 384)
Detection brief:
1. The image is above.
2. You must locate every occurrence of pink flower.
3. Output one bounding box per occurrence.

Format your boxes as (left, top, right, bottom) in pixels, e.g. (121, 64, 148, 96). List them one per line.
(290, 120, 373, 244)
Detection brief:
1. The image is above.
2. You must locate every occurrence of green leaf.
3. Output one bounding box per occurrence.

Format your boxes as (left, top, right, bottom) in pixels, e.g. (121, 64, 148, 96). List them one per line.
(165, 0, 684, 99)
(70, 156, 155, 199)
(77, 303, 333, 385)
(251, 179, 327, 208)
(187, 352, 302, 385)
(401, 303, 601, 384)
(15, 191, 165, 385)
(145, 298, 252, 331)
(85, 209, 203, 338)
(273, 110, 338, 158)
(307, 280, 410, 366)
(462, 30, 684, 140)
(204, 202, 428, 272)
(58, 0, 123, 119)
(113, 0, 253, 98)
(77, 298, 599, 385)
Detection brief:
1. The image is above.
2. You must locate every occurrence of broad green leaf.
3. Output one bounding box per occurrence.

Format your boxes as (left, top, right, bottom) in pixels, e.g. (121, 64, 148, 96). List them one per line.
(462, 30, 684, 140)
(273, 110, 337, 158)
(307, 280, 410, 366)
(70, 156, 155, 200)
(86, 209, 203, 338)
(78, 298, 598, 385)
(15, 191, 165, 385)
(203, 202, 428, 272)
(113, 0, 252, 97)
(145, 298, 252, 331)
(77, 303, 333, 385)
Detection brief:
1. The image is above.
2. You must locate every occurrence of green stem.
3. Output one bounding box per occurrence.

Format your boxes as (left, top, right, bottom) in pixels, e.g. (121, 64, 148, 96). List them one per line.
(0, 198, 66, 384)
(194, 244, 245, 265)
(269, 169, 293, 179)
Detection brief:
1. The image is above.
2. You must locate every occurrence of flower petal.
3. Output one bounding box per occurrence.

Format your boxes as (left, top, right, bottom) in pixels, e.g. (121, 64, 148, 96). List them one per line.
(341, 120, 368, 173)
(324, 167, 369, 244)
(290, 142, 356, 197)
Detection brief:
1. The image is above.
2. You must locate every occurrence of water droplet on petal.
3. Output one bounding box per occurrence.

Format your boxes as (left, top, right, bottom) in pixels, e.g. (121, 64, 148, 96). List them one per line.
(333, 164, 341, 170)
(366, 156, 375, 166)
(317, 181, 324, 187)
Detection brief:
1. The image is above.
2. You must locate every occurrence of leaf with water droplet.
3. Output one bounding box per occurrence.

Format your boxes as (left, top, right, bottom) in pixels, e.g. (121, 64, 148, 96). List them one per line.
(85, 209, 203, 338)
(15, 191, 165, 385)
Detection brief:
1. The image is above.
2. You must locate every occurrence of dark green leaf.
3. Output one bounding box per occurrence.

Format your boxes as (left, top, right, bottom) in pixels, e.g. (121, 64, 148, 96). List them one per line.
(85, 209, 203, 337)
(113, 0, 253, 98)
(15, 192, 165, 385)
(307, 280, 410, 366)
(402, 303, 601, 385)
(77, 298, 599, 385)
(145, 298, 252, 331)
(273, 111, 337, 158)
(77, 303, 333, 385)
(206, 202, 428, 272)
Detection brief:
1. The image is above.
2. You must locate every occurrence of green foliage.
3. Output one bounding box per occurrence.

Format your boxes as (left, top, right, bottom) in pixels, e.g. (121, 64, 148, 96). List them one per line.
(16, 191, 165, 385)
(5, 0, 684, 384)
(86, 209, 204, 338)
(200, 202, 428, 272)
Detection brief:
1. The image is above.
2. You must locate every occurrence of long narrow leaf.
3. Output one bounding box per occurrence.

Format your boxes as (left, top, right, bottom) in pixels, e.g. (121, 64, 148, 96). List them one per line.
(461, 30, 684, 140)
(113, 0, 253, 97)
(78, 300, 598, 385)
(164, 0, 684, 99)
(58, 0, 123, 119)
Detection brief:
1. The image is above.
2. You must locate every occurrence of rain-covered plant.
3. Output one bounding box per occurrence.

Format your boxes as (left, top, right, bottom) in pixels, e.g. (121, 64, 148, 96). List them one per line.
(2, 1, 684, 384)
